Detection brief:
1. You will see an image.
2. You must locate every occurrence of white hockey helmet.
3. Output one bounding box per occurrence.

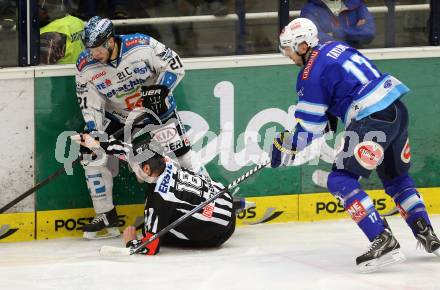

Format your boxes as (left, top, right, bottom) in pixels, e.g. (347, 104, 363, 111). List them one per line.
(279, 18, 319, 54)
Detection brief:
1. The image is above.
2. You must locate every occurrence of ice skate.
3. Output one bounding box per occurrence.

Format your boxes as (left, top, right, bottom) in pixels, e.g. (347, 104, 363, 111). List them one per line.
(83, 207, 120, 240)
(413, 217, 440, 257)
(356, 229, 405, 273)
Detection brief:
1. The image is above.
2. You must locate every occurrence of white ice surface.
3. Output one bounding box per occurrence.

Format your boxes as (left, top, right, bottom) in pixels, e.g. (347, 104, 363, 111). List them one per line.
(1, 216, 440, 290)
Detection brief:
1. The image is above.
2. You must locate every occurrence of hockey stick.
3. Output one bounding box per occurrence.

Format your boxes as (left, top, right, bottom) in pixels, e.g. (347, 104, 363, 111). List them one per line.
(0, 110, 152, 214)
(99, 159, 271, 256)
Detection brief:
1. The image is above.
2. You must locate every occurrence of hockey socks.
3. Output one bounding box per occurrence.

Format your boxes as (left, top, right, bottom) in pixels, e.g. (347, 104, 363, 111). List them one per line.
(328, 170, 385, 241)
(382, 174, 430, 236)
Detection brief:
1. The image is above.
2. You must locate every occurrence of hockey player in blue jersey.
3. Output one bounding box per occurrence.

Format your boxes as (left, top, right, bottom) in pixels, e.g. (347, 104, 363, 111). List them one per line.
(271, 18, 440, 273)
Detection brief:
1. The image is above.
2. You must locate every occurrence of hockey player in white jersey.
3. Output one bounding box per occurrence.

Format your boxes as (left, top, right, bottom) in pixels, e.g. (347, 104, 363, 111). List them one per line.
(75, 16, 204, 239)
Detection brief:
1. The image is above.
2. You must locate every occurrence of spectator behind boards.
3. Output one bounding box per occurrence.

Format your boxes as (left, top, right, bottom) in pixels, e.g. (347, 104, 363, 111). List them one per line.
(39, 0, 84, 64)
(300, 0, 375, 48)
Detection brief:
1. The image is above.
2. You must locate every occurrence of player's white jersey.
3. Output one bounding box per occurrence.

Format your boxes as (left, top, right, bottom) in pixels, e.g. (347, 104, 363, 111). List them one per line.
(75, 33, 185, 131)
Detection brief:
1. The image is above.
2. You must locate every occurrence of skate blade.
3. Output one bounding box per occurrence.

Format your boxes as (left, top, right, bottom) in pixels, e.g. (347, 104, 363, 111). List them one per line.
(358, 249, 406, 274)
(83, 227, 121, 240)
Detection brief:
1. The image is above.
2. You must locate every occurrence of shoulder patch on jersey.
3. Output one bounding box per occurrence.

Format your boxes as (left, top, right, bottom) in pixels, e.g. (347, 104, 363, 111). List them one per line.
(302, 50, 320, 80)
(121, 33, 151, 55)
(76, 50, 98, 72)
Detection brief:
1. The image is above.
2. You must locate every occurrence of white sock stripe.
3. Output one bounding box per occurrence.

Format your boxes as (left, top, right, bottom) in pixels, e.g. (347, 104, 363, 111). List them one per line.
(393, 187, 416, 200)
(360, 196, 374, 211)
(400, 194, 424, 213)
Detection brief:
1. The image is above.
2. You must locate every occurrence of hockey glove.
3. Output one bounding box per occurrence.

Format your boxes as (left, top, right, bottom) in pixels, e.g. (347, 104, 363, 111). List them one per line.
(141, 84, 170, 116)
(270, 130, 297, 168)
(125, 233, 160, 255)
(73, 133, 132, 160)
(100, 137, 132, 158)
(324, 112, 338, 134)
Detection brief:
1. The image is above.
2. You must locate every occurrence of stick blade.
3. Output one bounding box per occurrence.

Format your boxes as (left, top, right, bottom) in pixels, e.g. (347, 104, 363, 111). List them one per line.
(99, 246, 131, 256)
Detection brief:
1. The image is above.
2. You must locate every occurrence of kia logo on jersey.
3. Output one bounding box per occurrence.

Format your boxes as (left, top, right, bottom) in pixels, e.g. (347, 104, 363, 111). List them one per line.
(152, 127, 178, 143)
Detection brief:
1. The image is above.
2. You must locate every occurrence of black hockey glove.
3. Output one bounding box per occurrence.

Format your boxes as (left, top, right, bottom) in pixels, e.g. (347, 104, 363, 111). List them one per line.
(141, 84, 170, 116)
(270, 130, 297, 168)
(100, 137, 132, 157)
(77, 133, 132, 160)
(324, 112, 338, 134)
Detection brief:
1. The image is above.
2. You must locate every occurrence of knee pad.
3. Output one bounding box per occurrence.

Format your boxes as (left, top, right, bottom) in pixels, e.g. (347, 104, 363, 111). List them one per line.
(84, 165, 114, 214)
(382, 173, 426, 219)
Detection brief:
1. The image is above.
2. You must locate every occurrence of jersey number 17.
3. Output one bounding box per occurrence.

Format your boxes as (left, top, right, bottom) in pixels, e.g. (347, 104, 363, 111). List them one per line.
(342, 54, 380, 84)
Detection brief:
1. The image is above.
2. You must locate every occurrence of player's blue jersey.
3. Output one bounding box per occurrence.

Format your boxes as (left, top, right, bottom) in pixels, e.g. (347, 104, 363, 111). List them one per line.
(291, 41, 409, 149)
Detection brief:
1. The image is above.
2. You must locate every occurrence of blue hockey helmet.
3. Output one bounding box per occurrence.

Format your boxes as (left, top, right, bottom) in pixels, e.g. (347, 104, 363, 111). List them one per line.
(83, 16, 114, 48)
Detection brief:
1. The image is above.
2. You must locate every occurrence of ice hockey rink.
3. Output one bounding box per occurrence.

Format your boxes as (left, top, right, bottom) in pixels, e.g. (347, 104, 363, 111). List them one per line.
(1, 215, 439, 290)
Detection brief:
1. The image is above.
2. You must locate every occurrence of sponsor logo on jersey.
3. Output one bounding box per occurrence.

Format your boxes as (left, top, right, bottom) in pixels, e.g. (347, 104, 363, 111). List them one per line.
(104, 78, 145, 98)
(297, 86, 304, 97)
(96, 79, 112, 90)
(302, 50, 319, 80)
(158, 47, 173, 61)
(354, 141, 384, 170)
(116, 66, 149, 81)
(76, 82, 87, 95)
(125, 37, 149, 47)
(110, 110, 128, 121)
(152, 127, 177, 143)
(117, 67, 133, 80)
(0, 224, 19, 240)
(157, 163, 174, 194)
(77, 57, 87, 71)
(401, 138, 411, 163)
(384, 79, 392, 89)
(347, 200, 367, 223)
(163, 139, 185, 153)
(202, 204, 215, 218)
(92, 70, 106, 81)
